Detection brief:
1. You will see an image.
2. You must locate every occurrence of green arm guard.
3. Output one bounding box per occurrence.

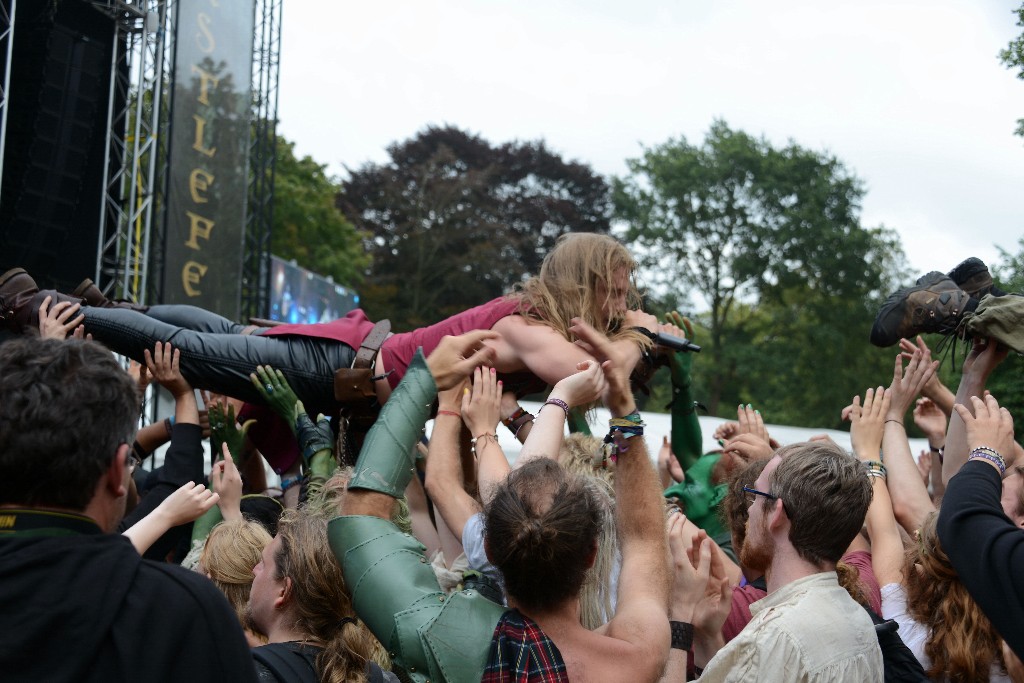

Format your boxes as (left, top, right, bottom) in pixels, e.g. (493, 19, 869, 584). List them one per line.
(347, 350, 437, 499)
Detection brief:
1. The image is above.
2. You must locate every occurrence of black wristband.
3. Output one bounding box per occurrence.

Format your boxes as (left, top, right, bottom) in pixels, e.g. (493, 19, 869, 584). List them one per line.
(670, 620, 694, 651)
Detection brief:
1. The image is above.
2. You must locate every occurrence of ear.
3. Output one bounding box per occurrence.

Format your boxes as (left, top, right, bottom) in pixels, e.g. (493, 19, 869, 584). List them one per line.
(104, 444, 130, 498)
(274, 576, 293, 610)
(583, 539, 599, 570)
(767, 497, 788, 533)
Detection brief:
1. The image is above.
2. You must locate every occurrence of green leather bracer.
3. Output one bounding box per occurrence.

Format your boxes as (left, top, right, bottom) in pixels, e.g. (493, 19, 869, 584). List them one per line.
(348, 351, 436, 499)
(328, 515, 504, 683)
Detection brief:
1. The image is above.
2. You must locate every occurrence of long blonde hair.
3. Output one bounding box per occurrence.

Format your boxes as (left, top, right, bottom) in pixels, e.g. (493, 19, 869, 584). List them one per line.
(905, 512, 1006, 681)
(515, 233, 650, 349)
(201, 519, 273, 632)
(561, 433, 618, 630)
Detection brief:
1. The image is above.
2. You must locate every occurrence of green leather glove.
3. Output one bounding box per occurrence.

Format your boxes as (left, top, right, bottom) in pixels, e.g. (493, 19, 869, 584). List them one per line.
(250, 364, 302, 431)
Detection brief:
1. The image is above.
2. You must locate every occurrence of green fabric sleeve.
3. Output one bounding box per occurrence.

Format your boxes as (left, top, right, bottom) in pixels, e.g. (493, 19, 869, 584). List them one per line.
(669, 377, 703, 472)
(347, 350, 437, 499)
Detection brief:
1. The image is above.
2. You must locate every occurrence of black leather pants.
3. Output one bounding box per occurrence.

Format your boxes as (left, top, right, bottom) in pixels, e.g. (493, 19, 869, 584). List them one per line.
(81, 304, 353, 413)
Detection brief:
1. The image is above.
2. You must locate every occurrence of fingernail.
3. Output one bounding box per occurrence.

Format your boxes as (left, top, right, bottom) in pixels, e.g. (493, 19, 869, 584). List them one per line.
(755, 410, 760, 415)
(746, 403, 752, 409)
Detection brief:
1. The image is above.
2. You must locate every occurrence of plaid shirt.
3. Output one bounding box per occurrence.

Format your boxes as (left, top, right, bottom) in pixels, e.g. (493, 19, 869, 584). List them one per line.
(481, 609, 569, 683)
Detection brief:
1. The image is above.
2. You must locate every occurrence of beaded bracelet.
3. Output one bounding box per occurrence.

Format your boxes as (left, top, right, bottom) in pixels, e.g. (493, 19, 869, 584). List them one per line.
(541, 398, 570, 418)
(502, 406, 528, 427)
(471, 433, 498, 455)
(969, 446, 1006, 475)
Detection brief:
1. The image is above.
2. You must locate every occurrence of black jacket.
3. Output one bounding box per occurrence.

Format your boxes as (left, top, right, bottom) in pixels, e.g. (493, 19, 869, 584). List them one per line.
(0, 510, 257, 683)
(937, 460, 1024, 660)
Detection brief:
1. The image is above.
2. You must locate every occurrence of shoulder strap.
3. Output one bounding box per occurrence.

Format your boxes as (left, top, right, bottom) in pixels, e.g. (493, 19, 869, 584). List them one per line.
(252, 642, 318, 683)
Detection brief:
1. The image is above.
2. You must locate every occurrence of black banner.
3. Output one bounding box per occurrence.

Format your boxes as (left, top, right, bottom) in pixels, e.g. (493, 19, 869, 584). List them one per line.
(163, 0, 254, 318)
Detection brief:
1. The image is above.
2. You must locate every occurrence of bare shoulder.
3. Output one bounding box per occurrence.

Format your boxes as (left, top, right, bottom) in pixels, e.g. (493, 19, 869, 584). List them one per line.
(561, 624, 669, 683)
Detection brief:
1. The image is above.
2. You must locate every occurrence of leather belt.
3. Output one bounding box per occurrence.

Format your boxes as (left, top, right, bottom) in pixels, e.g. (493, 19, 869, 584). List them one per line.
(353, 319, 391, 370)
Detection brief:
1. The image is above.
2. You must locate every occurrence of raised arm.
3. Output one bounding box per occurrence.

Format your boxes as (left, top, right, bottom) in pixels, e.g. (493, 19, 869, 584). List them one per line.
(123, 481, 219, 554)
(119, 342, 205, 546)
(937, 393, 1024, 659)
(663, 312, 704, 471)
(572, 318, 670, 671)
(514, 360, 606, 469)
(943, 338, 1009, 485)
(882, 349, 937, 534)
(899, 336, 955, 416)
(846, 387, 904, 589)
(424, 379, 481, 539)
(343, 331, 498, 519)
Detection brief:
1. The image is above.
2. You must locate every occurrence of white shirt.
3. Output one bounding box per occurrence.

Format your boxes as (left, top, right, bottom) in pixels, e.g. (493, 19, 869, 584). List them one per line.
(701, 572, 883, 682)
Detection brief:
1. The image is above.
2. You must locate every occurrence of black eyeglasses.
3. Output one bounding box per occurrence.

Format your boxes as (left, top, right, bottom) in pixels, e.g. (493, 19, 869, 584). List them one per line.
(742, 485, 778, 507)
(126, 453, 142, 474)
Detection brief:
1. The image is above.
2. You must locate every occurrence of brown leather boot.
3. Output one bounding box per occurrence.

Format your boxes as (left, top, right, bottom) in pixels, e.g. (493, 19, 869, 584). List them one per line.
(71, 278, 149, 312)
(72, 278, 108, 308)
(0, 268, 40, 331)
(870, 272, 973, 347)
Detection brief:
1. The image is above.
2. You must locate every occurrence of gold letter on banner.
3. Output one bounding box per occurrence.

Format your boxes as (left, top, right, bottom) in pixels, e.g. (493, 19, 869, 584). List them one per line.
(192, 115, 217, 157)
(182, 261, 209, 297)
(190, 64, 221, 105)
(189, 169, 214, 203)
(185, 211, 215, 249)
(196, 13, 215, 53)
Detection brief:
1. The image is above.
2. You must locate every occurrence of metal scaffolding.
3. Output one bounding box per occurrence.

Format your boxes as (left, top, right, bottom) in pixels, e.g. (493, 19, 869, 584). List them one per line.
(93, 0, 174, 304)
(242, 0, 282, 321)
(0, 0, 15, 198)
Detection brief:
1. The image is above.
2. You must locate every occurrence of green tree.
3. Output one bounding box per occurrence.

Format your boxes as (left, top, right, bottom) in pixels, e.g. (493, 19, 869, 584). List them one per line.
(271, 137, 368, 286)
(999, 2, 1024, 138)
(614, 120, 907, 423)
(338, 125, 611, 329)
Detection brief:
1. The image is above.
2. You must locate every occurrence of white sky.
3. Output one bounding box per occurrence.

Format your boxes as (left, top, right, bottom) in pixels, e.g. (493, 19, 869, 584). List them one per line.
(277, 0, 1024, 288)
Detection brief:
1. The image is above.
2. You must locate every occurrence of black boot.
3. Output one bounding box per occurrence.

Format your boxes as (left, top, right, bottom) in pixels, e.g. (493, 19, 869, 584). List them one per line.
(870, 272, 974, 347)
(948, 257, 1006, 300)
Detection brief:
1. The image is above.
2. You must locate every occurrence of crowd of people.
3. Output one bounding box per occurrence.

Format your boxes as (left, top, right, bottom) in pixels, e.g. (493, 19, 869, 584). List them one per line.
(0, 233, 1022, 682)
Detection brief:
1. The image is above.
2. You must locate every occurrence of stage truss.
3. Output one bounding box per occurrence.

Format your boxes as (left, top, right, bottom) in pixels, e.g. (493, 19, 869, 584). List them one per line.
(92, 0, 279, 316)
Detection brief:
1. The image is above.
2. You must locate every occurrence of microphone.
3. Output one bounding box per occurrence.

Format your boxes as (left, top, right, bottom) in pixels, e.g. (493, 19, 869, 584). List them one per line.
(632, 327, 701, 353)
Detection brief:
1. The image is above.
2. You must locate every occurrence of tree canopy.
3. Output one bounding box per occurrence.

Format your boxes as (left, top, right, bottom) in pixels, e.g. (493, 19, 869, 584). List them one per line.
(614, 120, 907, 425)
(338, 125, 611, 329)
(999, 2, 1024, 138)
(271, 136, 368, 286)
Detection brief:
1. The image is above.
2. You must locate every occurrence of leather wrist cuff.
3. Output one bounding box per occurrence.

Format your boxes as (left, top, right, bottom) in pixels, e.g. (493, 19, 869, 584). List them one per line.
(670, 620, 694, 651)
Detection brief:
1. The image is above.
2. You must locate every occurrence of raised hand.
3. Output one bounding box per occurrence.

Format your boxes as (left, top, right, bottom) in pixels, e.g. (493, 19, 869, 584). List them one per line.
(913, 397, 947, 444)
(845, 386, 889, 461)
(37, 295, 85, 340)
(916, 449, 933, 485)
(736, 404, 772, 445)
(713, 421, 739, 444)
(144, 341, 192, 398)
(722, 433, 774, 463)
(886, 349, 938, 422)
(210, 442, 243, 521)
(953, 393, 1016, 469)
(250, 364, 303, 427)
(659, 436, 685, 484)
(426, 330, 499, 390)
(662, 311, 696, 386)
(549, 359, 607, 408)
(154, 481, 219, 527)
(207, 399, 254, 465)
(462, 366, 502, 439)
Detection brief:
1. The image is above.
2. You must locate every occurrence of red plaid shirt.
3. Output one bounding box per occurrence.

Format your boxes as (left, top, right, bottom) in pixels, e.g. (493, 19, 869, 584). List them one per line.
(481, 609, 569, 683)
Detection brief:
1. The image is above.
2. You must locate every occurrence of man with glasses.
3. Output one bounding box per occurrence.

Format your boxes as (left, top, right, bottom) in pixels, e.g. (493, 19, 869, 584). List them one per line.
(0, 339, 257, 682)
(688, 441, 883, 682)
